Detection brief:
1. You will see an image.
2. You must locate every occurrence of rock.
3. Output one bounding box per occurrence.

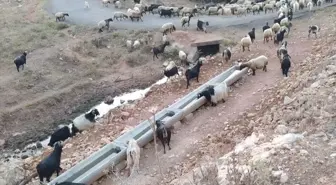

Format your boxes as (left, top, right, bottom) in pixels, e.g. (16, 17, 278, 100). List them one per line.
(36, 142, 43, 149)
(0, 139, 5, 148)
(283, 96, 295, 105)
(300, 150, 309, 155)
(120, 100, 125, 104)
(104, 96, 114, 105)
(14, 149, 20, 154)
(121, 111, 130, 118)
(275, 125, 289, 135)
(21, 154, 29, 159)
(280, 172, 289, 183)
(330, 153, 336, 158)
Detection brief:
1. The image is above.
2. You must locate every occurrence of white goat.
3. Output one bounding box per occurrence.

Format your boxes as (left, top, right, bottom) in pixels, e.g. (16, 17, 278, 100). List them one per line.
(126, 138, 141, 176)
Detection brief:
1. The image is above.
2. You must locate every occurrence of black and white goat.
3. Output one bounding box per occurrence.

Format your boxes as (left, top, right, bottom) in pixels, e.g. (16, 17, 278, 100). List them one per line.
(152, 41, 170, 60)
(308, 25, 320, 38)
(197, 82, 229, 106)
(197, 19, 209, 33)
(48, 124, 79, 147)
(222, 47, 232, 63)
(72, 108, 100, 132)
(14, 51, 27, 72)
(155, 120, 171, 154)
(97, 18, 113, 32)
(164, 61, 179, 80)
(185, 60, 203, 89)
(274, 14, 285, 24)
(36, 142, 63, 183)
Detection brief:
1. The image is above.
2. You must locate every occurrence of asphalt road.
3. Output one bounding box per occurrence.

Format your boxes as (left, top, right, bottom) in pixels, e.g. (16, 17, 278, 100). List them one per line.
(45, 0, 335, 30)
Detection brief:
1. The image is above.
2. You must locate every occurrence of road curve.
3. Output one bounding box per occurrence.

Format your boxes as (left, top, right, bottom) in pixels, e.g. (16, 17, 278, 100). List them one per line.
(45, 0, 335, 30)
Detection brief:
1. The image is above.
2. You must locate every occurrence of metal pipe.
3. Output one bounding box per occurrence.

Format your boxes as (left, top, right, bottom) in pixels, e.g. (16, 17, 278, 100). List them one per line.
(48, 67, 246, 185)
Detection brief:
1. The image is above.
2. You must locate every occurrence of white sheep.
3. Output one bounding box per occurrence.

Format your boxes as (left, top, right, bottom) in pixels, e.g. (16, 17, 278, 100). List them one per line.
(55, 12, 69, 22)
(280, 17, 290, 27)
(280, 25, 290, 37)
(133, 7, 140, 12)
(114, 1, 121, 9)
(179, 50, 187, 64)
(272, 23, 281, 33)
(240, 35, 252, 52)
(127, 8, 133, 16)
(97, 18, 113, 32)
(236, 7, 247, 16)
(113, 12, 128, 21)
(126, 138, 140, 176)
(181, 14, 193, 27)
(251, 4, 260, 14)
(207, 6, 221, 15)
(181, 7, 197, 16)
(161, 22, 176, 35)
(263, 28, 273, 43)
(292, 1, 299, 12)
(208, 82, 229, 106)
(264, 4, 274, 13)
(102, 0, 111, 7)
(133, 40, 141, 49)
(162, 35, 168, 43)
(239, 55, 268, 75)
(222, 7, 232, 15)
(307, 2, 313, 11)
(84, 1, 89, 9)
(126, 40, 133, 49)
(275, 1, 282, 9)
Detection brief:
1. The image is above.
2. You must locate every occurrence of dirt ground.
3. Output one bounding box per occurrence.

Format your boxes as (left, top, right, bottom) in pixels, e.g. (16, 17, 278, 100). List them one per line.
(0, 0, 180, 151)
(97, 10, 330, 185)
(1, 0, 336, 184)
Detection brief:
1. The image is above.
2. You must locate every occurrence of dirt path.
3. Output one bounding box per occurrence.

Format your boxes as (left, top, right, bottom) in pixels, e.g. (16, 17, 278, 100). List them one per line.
(98, 15, 315, 185)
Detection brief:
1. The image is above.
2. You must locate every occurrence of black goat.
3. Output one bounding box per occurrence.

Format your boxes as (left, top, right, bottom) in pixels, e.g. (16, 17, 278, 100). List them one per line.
(197, 20, 209, 33)
(185, 60, 203, 89)
(155, 120, 171, 154)
(48, 124, 79, 147)
(134, 0, 140, 3)
(147, 4, 161, 13)
(152, 41, 170, 60)
(56, 182, 86, 185)
(288, 8, 293, 21)
(14, 51, 27, 72)
(248, 28, 256, 43)
(197, 85, 214, 104)
(36, 142, 63, 183)
(274, 15, 285, 24)
(160, 9, 173, 18)
(262, 22, 270, 32)
(281, 50, 291, 77)
(274, 29, 286, 45)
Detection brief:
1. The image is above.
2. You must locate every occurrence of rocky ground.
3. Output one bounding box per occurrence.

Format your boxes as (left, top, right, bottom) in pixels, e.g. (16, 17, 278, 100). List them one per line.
(1, 2, 336, 185)
(161, 11, 336, 185)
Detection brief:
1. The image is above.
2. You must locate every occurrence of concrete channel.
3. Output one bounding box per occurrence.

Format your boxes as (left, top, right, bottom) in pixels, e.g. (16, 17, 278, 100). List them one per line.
(48, 64, 248, 185)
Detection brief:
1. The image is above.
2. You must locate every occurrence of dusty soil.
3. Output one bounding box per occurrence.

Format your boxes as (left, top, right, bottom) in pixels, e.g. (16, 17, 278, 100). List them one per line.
(95, 6, 336, 185)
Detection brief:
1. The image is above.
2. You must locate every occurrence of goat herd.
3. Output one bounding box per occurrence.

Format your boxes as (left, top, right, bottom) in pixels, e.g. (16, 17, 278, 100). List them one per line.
(13, 0, 329, 184)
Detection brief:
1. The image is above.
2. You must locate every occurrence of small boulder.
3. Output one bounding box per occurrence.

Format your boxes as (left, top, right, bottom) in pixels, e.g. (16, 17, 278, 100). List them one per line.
(104, 96, 114, 105)
(283, 96, 295, 105)
(275, 124, 289, 135)
(36, 142, 43, 149)
(121, 111, 130, 119)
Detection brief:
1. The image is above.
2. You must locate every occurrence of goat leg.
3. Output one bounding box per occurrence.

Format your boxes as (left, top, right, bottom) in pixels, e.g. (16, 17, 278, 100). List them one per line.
(161, 139, 166, 154)
(22, 65, 24, 71)
(16, 65, 20, 72)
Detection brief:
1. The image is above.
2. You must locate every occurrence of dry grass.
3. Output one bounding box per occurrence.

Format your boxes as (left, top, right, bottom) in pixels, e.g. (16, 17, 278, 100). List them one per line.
(0, 0, 72, 63)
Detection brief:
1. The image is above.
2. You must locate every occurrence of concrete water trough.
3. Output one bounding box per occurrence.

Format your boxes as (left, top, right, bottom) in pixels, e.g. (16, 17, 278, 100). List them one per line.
(48, 65, 248, 185)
